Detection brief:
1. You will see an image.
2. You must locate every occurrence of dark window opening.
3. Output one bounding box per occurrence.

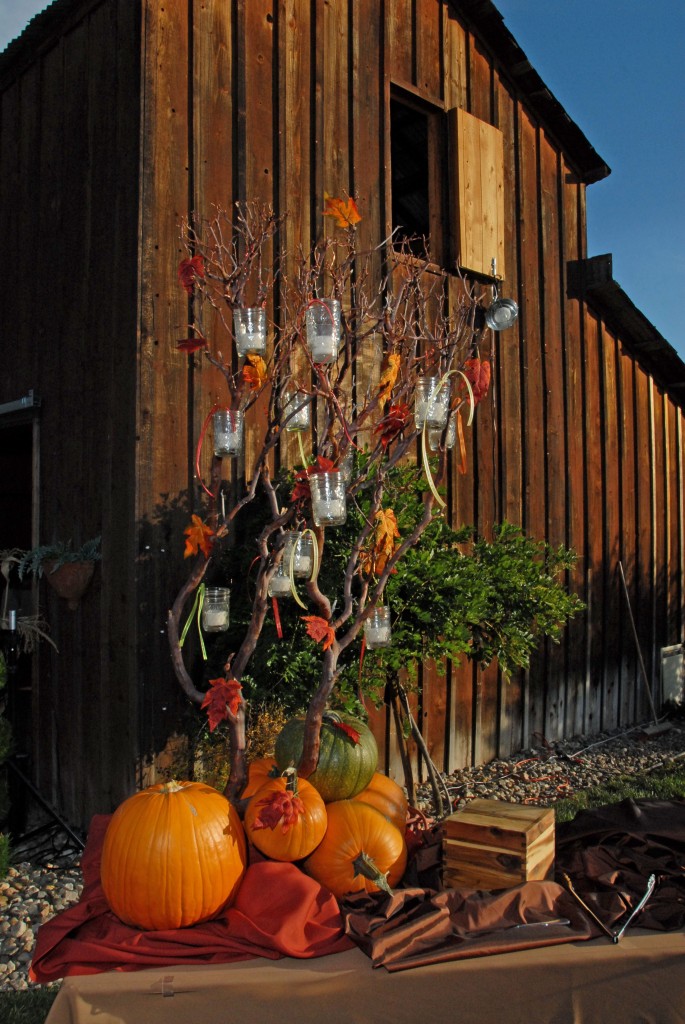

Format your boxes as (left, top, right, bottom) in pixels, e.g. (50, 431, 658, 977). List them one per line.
(390, 94, 445, 263)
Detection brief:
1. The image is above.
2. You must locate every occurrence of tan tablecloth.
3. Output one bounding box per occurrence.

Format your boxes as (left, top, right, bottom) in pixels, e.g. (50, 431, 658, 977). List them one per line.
(46, 930, 685, 1024)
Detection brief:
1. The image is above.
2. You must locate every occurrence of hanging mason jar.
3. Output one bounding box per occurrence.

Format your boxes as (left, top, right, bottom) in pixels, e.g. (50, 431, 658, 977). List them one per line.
(234, 307, 267, 357)
(282, 389, 311, 431)
(415, 376, 451, 431)
(284, 531, 315, 579)
(213, 409, 244, 458)
(268, 559, 293, 597)
(201, 587, 230, 632)
(364, 605, 391, 649)
(305, 299, 341, 363)
(429, 411, 457, 451)
(309, 471, 347, 527)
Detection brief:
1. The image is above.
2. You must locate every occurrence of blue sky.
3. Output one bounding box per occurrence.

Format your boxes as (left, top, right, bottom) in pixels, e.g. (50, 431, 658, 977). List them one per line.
(2, 0, 684, 359)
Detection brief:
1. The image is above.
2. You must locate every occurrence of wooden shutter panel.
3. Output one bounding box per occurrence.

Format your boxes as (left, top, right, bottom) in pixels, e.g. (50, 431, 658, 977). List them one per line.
(448, 107, 505, 279)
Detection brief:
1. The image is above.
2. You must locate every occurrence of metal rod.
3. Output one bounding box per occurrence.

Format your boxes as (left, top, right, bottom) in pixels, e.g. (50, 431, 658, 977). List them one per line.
(7, 758, 86, 850)
(618, 561, 659, 724)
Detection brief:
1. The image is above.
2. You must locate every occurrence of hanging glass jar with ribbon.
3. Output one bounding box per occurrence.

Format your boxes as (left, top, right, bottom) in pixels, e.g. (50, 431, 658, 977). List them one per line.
(201, 587, 231, 632)
(268, 559, 293, 597)
(415, 376, 451, 431)
(283, 530, 315, 579)
(364, 605, 392, 649)
(309, 471, 347, 527)
(213, 409, 244, 458)
(305, 299, 341, 363)
(233, 307, 267, 356)
(282, 389, 311, 431)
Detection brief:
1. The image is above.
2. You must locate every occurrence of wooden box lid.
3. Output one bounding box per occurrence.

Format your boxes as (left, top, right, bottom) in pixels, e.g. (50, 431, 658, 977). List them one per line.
(441, 799, 554, 853)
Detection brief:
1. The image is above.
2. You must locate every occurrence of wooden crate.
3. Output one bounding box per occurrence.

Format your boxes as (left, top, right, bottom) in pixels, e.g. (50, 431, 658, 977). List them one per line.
(441, 799, 555, 891)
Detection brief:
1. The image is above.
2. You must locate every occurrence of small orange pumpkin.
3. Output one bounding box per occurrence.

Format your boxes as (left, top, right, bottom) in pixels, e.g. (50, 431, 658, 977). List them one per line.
(241, 756, 279, 800)
(244, 769, 327, 862)
(100, 780, 246, 930)
(302, 799, 407, 898)
(353, 772, 408, 832)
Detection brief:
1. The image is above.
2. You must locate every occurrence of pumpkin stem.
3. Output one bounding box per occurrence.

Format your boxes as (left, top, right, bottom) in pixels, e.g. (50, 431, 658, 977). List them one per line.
(282, 766, 299, 798)
(352, 851, 394, 896)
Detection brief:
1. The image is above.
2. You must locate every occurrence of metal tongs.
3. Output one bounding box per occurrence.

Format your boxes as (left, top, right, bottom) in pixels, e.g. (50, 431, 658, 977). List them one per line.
(562, 872, 657, 943)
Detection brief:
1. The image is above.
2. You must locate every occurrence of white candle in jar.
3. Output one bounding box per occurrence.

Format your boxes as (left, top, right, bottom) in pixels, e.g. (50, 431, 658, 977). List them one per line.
(293, 551, 313, 575)
(202, 609, 229, 630)
(269, 573, 292, 596)
(365, 625, 391, 648)
(313, 496, 345, 524)
(309, 334, 338, 363)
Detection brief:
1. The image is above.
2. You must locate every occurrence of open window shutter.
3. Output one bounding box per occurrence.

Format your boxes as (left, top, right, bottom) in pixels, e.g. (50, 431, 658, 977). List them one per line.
(448, 107, 505, 279)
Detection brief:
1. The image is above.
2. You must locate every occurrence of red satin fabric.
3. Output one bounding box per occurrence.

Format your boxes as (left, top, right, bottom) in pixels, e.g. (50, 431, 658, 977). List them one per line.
(30, 814, 352, 984)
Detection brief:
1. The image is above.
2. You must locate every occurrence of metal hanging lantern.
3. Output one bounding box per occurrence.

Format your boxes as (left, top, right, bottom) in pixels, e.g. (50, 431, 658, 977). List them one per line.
(485, 259, 519, 331)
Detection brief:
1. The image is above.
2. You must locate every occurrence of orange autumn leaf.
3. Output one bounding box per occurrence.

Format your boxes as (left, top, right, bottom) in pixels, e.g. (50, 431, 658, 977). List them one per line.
(377, 353, 401, 406)
(183, 514, 215, 559)
(201, 677, 243, 732)
(322, 192, 362, 229)
(242, 353, 268, 392)
(360, 508, 400, 576)
(302, 614, 336, 651)
(178, 255, 204, 295)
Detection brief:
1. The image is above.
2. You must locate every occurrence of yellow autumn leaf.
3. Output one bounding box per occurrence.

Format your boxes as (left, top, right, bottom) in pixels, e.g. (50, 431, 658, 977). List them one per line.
(377, 352, 401, 406)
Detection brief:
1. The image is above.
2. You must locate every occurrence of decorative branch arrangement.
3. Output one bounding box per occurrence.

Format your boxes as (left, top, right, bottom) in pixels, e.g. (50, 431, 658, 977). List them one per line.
(168, 198, 490, 805)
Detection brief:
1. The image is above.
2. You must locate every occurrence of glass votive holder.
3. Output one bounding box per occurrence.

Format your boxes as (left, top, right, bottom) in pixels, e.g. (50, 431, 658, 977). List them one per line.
(415, 376, 451, 431)
(429, 412, 457, 451)
(201, 587, 230, 632)
(284, 531, 314, 579)
(213, 409, 244, 458)
(364, 605, 391, 650)
(309, 471, 347, 527)
(305, 299, 341, 363)
(282, 389, 311, 431)
(268, 560, 293, 598)
(234, 307, 267, 357)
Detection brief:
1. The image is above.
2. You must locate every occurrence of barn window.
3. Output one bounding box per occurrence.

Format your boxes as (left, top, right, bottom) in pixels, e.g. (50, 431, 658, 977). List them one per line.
(389, 92, 446, 264)
(447, 107, 506, 279)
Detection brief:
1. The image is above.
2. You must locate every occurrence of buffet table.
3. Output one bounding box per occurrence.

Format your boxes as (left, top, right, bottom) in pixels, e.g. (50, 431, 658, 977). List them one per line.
(45, 930, 685, 1024)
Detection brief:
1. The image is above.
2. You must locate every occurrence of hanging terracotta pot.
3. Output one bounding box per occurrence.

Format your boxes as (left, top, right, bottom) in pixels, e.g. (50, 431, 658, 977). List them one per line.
(43, 561, 95, 610)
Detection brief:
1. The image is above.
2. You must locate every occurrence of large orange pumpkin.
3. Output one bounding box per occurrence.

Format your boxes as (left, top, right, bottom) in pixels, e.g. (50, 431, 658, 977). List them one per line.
(100, 780, 247, 930)
(302, 799, 407, 898)
(244, 770, 327, 861)
(353, 772, 408, 832)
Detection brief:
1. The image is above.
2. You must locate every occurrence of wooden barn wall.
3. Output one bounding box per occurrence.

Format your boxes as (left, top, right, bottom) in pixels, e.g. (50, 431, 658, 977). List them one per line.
(0, 0, 142, 828)
(137, 0, 685, 793)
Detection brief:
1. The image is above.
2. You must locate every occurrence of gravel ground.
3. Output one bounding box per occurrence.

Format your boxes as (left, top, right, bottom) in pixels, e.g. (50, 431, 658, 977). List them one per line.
(2, 717, 685, 993)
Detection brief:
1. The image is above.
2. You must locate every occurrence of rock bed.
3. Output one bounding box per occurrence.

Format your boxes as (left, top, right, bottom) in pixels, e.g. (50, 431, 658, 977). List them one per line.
(2, 718, 685, 992)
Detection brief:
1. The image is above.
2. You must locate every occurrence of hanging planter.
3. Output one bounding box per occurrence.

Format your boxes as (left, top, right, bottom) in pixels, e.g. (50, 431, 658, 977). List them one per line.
(305, 299, 341, 363)
(233, 306, 267, 356)
(43, 561, 95, 611)
(17, 537, 101, 611)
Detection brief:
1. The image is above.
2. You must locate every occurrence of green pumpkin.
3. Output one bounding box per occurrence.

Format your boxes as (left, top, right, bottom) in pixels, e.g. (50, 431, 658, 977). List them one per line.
(275, 712, 378, 802)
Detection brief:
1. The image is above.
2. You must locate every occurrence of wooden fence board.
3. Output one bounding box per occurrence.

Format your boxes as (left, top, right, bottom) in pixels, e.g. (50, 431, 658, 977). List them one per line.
(601, 327, 621, 728)
(618, 350, 639, 724)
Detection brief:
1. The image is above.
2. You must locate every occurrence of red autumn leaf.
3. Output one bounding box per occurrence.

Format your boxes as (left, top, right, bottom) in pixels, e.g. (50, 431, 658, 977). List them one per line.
(463, 358, 491, 405)
(333, 720, 361, 745)
(201, 677, 243, 732)
(183, 514, 215, 559)
(251, 790, 305, 833)
(302, 614, 336, 651)
(178, 255, 204, 296)
(373, 402, 411, 450)
(291, 456, 337, 503)
(322, 192, 362, 229)
(176, 334, 208, 353)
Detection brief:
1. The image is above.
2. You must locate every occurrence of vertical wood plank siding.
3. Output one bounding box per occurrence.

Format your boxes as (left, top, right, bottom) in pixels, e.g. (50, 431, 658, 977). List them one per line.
(1, 0, 683, 825)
